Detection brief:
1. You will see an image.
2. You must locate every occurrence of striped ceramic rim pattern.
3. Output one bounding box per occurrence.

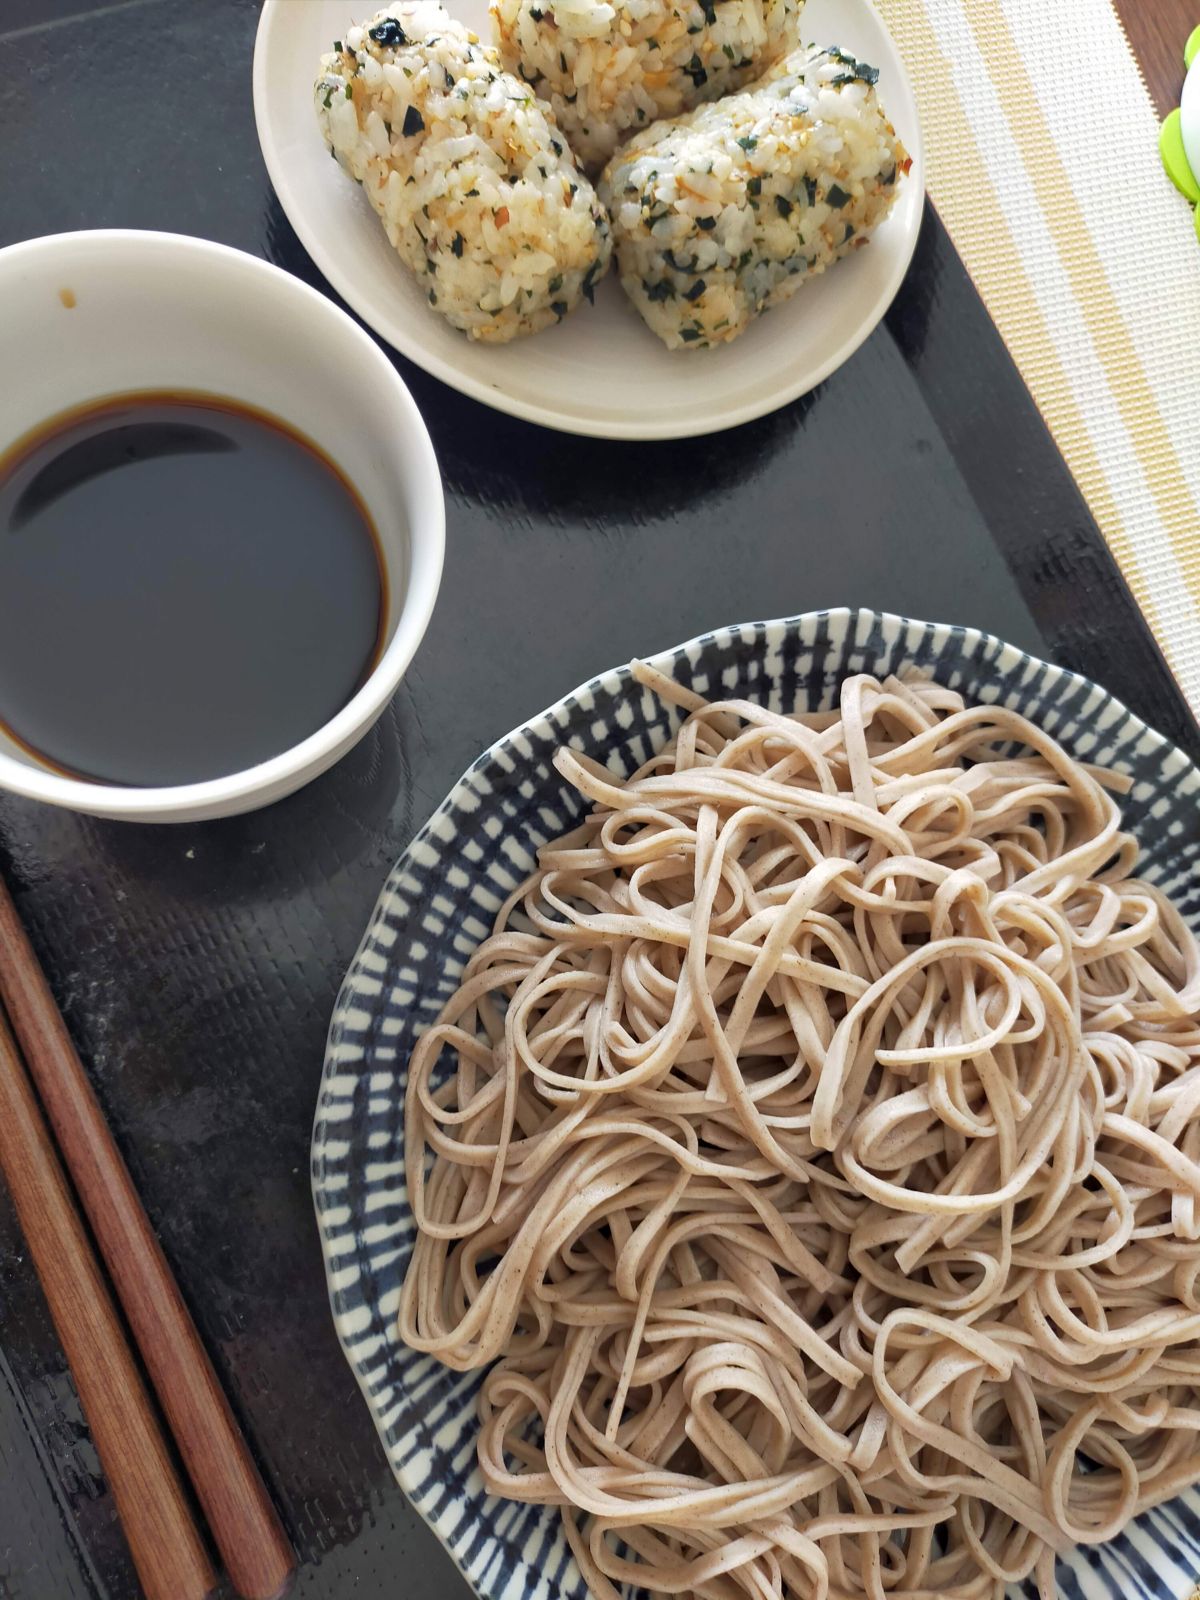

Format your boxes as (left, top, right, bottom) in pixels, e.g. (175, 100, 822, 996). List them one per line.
(315, 608, 1200, 1600)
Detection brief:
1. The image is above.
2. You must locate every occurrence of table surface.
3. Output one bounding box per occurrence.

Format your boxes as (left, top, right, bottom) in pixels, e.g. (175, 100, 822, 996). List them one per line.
(1115, 0, 1194, 117)
(0, 3, 1196, 1599)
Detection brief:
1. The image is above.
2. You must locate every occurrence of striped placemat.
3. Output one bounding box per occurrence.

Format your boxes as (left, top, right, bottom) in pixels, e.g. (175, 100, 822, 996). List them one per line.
(877, 0, 1200, 712)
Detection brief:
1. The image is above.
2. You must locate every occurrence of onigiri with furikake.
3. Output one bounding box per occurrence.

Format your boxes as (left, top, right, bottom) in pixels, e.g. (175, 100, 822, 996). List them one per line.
(316, 1, 612, 342)
(491, 0, 805, 174)
(599, 43, 909, 349)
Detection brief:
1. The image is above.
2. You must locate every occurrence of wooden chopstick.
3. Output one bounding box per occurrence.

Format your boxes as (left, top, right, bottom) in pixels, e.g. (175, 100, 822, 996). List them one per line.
(0, 1006, 217, 1600)
(0, 876, 296, 1600)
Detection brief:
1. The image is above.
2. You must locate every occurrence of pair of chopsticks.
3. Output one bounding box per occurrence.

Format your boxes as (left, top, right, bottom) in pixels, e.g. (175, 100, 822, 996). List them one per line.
(0, 875, 295, 1600)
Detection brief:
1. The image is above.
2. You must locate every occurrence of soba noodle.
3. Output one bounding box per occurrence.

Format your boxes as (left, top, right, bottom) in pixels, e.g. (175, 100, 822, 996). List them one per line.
(399, 666, 1200, 1600)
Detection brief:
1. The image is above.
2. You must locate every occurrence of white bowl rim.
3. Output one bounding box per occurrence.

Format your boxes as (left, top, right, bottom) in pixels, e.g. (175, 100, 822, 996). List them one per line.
(0, 228, 445, 821)
(251, 0, 926, 441)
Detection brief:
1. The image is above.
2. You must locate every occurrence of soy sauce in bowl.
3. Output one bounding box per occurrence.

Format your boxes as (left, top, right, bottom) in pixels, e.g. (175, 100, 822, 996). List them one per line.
(0, 392, 386, 788)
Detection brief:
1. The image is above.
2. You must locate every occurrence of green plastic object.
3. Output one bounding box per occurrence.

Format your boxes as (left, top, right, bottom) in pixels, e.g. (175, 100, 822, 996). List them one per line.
(1162, 108, 1200, 201)
(1161, 28, 1200, 237)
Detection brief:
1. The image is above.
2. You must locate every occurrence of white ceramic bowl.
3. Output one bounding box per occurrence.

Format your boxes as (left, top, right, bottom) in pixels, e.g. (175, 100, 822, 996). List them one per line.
(0, 229, 444, 823)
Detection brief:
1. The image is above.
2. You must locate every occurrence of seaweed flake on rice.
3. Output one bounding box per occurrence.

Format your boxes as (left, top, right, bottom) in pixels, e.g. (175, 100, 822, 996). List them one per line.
(598, 43, 909, 350)
(316, 1, 612, 342)
(491, 0, 804, 175)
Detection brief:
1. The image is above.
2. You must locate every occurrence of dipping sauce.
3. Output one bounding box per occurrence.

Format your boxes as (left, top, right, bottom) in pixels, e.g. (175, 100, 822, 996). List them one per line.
(0, 392, 386, 787)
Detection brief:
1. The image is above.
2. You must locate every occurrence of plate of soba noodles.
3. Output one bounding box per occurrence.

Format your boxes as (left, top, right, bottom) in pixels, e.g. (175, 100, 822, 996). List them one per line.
(315, 608, 1200, 1600)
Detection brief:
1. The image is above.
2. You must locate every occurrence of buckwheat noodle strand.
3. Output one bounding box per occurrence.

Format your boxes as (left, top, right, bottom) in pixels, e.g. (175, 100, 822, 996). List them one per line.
(399, 667, 1200, 1600)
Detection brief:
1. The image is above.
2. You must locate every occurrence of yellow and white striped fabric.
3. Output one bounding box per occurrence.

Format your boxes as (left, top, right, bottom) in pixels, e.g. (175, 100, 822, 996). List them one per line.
(877, 0, 1200, 710)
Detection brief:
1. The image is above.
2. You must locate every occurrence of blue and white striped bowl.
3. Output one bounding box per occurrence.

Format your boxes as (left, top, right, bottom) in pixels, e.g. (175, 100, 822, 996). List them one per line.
(315, 609, 1200, 1600)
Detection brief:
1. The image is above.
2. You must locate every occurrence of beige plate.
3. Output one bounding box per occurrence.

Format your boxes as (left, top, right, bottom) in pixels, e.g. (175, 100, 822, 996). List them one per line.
(253, 0, 924, 439)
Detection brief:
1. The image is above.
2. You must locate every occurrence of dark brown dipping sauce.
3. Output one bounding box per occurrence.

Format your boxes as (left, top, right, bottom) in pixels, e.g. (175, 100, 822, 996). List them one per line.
(0, 392, 386, 787)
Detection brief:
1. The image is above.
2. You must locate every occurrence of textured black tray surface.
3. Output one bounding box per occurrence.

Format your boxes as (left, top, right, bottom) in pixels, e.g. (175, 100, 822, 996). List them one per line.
(0, 1, 1195, 1597)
